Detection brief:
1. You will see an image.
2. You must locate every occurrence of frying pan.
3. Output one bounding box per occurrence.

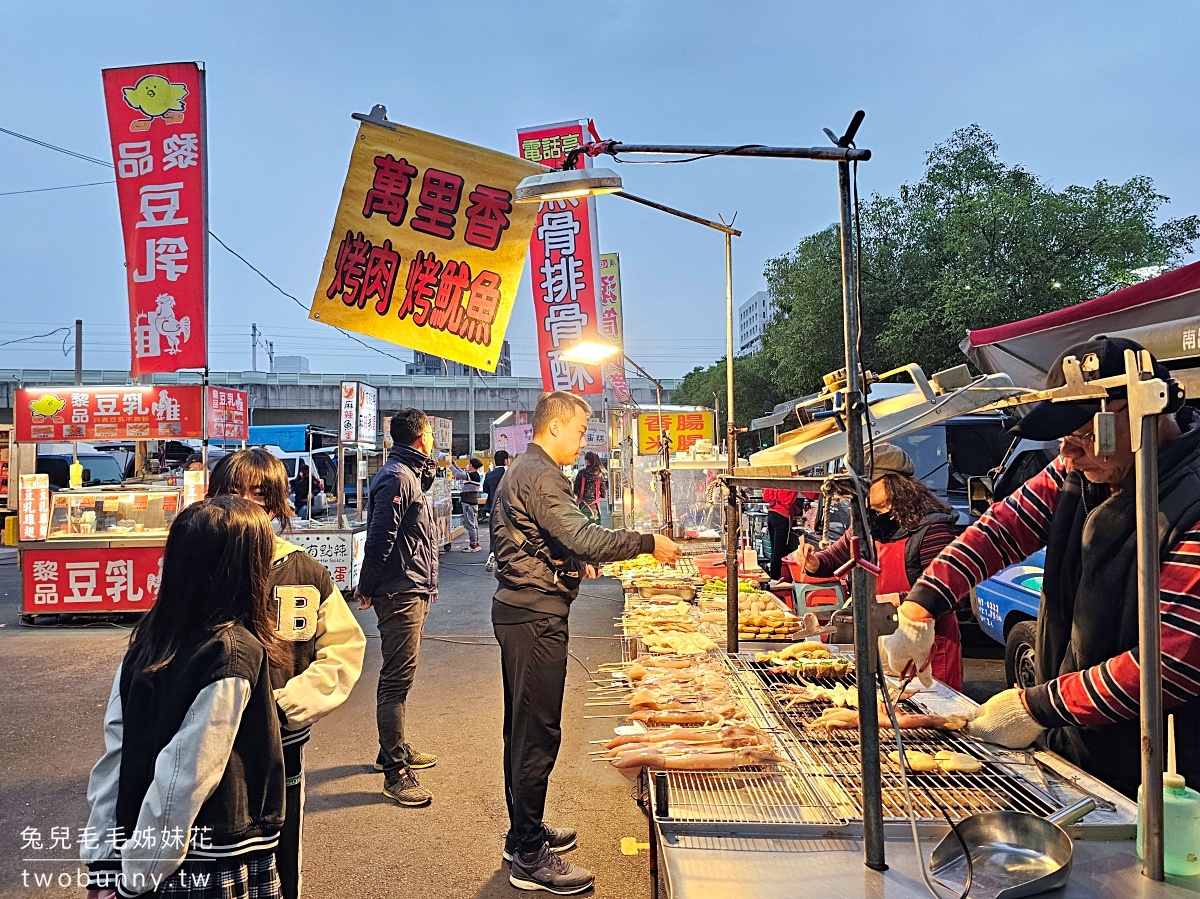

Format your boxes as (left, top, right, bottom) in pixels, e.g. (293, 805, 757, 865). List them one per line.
(929, 798, 1096, 899)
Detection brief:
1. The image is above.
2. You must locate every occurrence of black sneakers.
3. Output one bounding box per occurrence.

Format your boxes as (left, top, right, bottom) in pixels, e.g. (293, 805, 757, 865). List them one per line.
(382, 767, 432, 807)
(374, 748, 437, 771)
(503, 825, 578, 862)
(509, 842, 593, 894)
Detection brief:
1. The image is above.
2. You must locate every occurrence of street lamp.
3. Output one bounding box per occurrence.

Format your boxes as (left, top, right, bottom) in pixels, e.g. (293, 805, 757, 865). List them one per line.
(560, 341, 673, 535)
(513, 116, 890, 871)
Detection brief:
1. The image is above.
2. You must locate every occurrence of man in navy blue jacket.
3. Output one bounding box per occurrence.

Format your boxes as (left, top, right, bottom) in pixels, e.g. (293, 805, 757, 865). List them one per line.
(355, 408, 440, 808)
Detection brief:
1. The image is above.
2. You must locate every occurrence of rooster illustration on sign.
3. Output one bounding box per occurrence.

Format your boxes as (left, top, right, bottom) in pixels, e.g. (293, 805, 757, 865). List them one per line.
(122, 74, 188, 132)
(29, 394, 66, 423)
(136, 294, 191, 356)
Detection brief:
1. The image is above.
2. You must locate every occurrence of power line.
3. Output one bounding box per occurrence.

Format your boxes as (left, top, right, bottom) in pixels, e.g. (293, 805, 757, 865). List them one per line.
(1, 123, 414, 370)
(0, 180, 114, 197)
(0, 126, 112, 167)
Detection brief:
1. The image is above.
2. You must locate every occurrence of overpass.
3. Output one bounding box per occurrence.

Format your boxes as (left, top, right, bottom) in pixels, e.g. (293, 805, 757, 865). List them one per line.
(0, 369, 680, 454)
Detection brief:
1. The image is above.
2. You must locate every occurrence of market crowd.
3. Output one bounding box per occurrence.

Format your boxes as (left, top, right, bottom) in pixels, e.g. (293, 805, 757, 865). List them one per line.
(81, 392, 680, 898)
(78, 337, 1200, 897)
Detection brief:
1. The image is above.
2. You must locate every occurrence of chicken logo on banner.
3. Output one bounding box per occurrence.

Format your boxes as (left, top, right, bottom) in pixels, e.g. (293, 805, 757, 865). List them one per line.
(121, 75, 188, 131)
(28, 394, 66, 423)
(134, 293, 192, 358)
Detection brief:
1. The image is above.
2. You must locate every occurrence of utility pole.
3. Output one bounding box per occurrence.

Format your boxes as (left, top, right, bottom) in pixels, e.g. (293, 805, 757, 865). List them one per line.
(74, 319, 82, 386)
(468, 367, 477, 455)
(268, 341, 275, 372)
(252, 323, 258, 372)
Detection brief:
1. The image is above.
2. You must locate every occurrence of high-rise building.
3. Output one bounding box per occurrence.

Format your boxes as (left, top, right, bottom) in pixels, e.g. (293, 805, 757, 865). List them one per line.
(737, 290, 777, 354)
(406, 340, 512, 377)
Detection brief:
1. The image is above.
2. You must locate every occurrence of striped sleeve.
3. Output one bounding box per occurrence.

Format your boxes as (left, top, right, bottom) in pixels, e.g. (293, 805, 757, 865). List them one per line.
(1025, 522, 1200, 728)
(810, 532, 852, 579)
(917, 523, 957, 570)
(907, 457, 1068, 619)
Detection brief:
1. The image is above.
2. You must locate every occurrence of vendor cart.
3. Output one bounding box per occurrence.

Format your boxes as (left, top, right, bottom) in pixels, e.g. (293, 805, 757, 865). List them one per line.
(12, 384, 247, 622)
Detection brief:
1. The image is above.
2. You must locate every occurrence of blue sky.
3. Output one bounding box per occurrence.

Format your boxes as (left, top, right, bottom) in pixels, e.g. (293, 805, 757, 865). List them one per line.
(2, 1, 1197, 378)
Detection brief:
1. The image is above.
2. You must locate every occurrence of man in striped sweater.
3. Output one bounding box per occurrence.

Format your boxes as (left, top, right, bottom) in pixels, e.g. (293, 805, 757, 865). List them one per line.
(879, 337, 1200, 798)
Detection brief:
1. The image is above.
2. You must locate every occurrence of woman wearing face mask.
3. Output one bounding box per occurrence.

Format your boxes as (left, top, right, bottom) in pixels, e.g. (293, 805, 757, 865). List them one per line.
(207, 449, 365, 899)
(798, 443, 963, 690)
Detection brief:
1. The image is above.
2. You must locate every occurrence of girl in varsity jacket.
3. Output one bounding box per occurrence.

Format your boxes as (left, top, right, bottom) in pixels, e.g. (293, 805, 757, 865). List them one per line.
(83, 497, 288, 899)
(208, 449, 365, 899)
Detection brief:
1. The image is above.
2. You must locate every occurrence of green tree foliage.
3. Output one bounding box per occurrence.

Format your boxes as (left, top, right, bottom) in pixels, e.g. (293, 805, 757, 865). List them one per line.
(671, 352, 780, 432)
(751, 125, 1200, 399)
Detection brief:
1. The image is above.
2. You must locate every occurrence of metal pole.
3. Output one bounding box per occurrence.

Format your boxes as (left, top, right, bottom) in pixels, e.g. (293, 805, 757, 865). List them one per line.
(839, 158, 885, 870)
(655, 379, 673, 536)
(252, 323, 258, 372)
(74, 320, 82, 386)
(469, 367, 477, 455)
(724, 230, 739, 655)
(1137, 415, 1165, 880)
(610, 142, 871, 163)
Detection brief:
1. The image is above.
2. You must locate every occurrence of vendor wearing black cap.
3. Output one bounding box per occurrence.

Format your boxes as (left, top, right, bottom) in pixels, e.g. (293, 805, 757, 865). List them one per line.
(879, 337, 1200, 797)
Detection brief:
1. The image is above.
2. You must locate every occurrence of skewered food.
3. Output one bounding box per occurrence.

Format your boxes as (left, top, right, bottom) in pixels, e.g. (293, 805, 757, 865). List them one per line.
(640, 632, 718, 655)
(807, 707, 968, 732)
(887, 749, 984, 774)
(609, 745, 783, 771)
(603, 724, 766, 751)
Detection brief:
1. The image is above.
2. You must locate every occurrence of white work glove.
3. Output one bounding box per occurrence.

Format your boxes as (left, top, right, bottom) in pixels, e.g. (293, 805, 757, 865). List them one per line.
(878, 608, 936, 687)
(966, 689, 1046, 749)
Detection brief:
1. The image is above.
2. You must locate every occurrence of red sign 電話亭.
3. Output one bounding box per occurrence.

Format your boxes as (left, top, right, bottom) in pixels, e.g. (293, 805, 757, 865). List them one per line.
(15, 386, 205, 442)
(23, 546, 164, 614)
(205, 387, 248, 440)
(102, 62, 208, 376)
(517, 121, 603, 395)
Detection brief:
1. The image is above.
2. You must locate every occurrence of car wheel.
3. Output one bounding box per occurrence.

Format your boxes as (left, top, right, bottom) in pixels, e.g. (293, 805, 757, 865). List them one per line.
(1004, 620, 1039, 689)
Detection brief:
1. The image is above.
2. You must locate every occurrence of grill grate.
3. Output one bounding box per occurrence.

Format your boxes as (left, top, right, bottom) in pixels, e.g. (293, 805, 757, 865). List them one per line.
(739, 655, 1058, 823)
(658, 770, 839, 826)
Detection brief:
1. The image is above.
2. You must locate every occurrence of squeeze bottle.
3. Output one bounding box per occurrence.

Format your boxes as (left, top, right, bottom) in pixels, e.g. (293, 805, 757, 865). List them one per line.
(1137, 714, 1200, 876)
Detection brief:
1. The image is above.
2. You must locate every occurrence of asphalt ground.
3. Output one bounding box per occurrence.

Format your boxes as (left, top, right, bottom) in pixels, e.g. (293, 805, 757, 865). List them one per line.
(0, 542, 1006, 899)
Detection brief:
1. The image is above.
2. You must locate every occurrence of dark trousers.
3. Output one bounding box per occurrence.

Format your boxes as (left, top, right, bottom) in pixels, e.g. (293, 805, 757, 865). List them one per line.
(374, 592, 430, 774)
(276, 739, 304, 899)
(767, 510, 796, 581)
(494, 614, 569, 854)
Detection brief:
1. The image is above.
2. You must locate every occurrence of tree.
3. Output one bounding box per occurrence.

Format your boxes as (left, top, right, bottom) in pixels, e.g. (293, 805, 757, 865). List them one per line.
(762, 125, 1199, 395)
(671, 352, 781, 433)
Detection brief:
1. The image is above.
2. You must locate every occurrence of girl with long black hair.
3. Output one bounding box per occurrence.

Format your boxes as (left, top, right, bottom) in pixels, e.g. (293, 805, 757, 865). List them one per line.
(83, 496, 288, 898)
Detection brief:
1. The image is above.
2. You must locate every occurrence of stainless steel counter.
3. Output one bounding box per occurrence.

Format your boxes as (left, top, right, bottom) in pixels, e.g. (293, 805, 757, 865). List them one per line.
(656, 831, 1200, 898)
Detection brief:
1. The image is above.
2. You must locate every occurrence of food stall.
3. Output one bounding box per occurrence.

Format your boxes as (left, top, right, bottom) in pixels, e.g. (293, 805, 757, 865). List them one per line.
(596, 559, 1191, 899)
(588, 357, 1200, 898)
(0, 423, 13, 542)
(284, 381, 377, 595)
(12, 384, 247, 621)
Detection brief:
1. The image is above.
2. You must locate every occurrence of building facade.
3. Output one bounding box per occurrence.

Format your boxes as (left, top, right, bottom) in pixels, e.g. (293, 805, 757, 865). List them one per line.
(407, 340, 512, 377)
(737, 290, 777, 354)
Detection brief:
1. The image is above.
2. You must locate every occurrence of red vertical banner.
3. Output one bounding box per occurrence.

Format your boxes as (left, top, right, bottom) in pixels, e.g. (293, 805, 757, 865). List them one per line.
(517, 121, 603, 395)
(102, 62, 208, 376)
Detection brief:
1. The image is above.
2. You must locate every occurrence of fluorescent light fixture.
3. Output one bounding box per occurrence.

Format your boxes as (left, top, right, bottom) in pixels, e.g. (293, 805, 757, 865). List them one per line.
(514, 168, 623, 203)
(492, 411, 514, 426)
(559, 341, 621, 365)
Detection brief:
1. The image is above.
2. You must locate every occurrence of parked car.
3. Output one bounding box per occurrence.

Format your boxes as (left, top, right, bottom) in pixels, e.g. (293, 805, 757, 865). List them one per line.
(967, 437, 1058, 686)
(973, 549, 1044, 689)
(36, 453, 126, 489)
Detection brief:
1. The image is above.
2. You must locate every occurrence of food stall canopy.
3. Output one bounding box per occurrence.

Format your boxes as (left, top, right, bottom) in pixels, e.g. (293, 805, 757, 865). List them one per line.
(748, 365, 1022, 471)
(962, 260, 1200, 388)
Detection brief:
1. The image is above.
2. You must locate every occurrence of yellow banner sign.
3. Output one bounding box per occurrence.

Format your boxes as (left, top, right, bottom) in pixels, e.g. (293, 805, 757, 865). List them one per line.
(310, 121, 544, 371)
(637, 411, 715, 455)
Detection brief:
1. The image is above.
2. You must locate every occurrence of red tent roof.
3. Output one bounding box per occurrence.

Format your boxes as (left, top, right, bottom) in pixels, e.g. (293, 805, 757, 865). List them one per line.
(968, 260, 1200, 347)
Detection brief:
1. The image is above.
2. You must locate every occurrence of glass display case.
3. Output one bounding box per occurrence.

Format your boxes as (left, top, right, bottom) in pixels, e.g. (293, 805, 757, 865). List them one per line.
(46, 487, 182, 540)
